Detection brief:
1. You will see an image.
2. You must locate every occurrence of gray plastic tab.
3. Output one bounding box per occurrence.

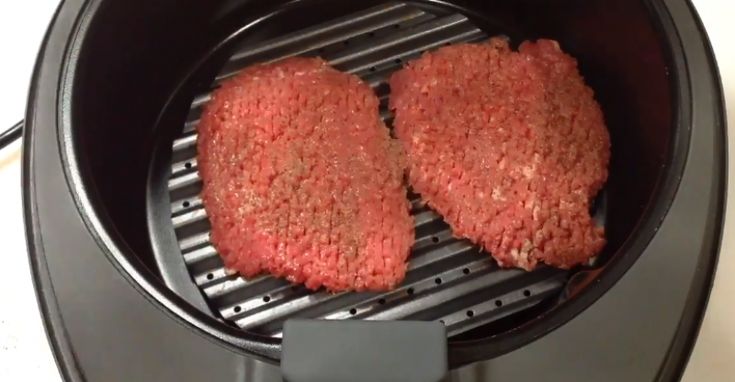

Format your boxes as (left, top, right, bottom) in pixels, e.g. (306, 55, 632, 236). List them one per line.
(282, 319, 447, 382)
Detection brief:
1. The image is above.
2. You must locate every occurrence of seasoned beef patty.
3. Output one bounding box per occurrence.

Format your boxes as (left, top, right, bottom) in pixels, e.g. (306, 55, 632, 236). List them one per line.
(198, 57, 413, 291)
(389, 38, 610, 270)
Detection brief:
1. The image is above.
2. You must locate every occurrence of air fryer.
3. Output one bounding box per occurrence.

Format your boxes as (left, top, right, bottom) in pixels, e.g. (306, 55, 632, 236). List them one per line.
(23, 0, 724, 381)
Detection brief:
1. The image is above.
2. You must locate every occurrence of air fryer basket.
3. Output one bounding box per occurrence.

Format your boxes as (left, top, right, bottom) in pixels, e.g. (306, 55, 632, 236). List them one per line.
(152, 1, 583, 339)
(67, 0, 684, 366)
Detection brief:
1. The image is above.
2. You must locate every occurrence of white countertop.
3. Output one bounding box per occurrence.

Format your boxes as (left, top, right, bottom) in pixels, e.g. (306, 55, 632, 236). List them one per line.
(0, 1, 732, 381)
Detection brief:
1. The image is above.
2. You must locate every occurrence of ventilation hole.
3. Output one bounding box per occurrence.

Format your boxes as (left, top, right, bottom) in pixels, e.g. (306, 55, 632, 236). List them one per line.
(378, 298, 386, 305)
(445, 41, 452, 46)
(393, 24, 401, 29)
(439, 320, 445, 325)
(407, 287, 415, 296)
(184, 162, 192, 169)
(291, 285, 300, 292)
(466, 310, 474, 318)
(462, 268, 470, 275)
(182, 201, 190, 208)
(394, 58, 402, 64)
(349, 308, 357, 315)
(434, 278, 442, 285)
(262, 296, 271, 303)
(343, 40, 350, 46)
(233, 306, 242, 313)
(368, 31, 376, 37)
(523, 290, 531, 297)
(369, 66, 377, 72)
(318, 47, 326, 54)
(206, 273, 214, 280)
(431, 236, 439, 244)
(495, 300, 503, 307)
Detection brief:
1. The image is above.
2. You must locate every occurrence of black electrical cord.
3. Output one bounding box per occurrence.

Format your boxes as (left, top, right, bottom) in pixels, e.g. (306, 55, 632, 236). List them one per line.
(0, 120, 23, 149)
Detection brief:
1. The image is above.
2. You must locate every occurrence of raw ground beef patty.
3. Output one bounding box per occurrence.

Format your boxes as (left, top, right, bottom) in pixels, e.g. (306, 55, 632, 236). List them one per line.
(389, 38, 610, 270)
(198, 57, 414, 291)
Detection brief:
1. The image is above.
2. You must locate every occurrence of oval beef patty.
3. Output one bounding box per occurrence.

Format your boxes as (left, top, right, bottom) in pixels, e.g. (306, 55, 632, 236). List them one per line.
(198, 57, 413, 291)
(389, 38, 610, 270)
